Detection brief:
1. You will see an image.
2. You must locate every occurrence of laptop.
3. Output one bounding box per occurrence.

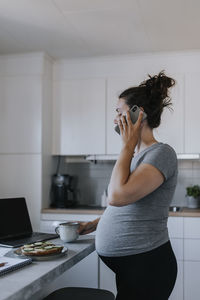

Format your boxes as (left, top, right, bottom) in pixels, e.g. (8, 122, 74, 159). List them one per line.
(0, 197, 58, 248)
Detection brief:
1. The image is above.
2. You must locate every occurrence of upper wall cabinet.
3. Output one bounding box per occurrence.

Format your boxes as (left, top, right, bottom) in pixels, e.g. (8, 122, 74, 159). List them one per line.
(153, 74, 184, 154)
(0, 77, 42, 154)
(185, 74, 200, 153)
(52, 79, 106, 155)
(106, 74, 184, 155)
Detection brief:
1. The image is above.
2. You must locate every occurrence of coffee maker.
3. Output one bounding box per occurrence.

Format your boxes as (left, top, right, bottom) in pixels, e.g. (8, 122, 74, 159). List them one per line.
(50, 157, 78, 208)
(50, 174, 77, 208)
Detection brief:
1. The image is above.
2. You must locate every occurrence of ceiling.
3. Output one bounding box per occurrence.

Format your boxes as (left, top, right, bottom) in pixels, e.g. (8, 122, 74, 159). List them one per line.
(0, 0, 200, 59)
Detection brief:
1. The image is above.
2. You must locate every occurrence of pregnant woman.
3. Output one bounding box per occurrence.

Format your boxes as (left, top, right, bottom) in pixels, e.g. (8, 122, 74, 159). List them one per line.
(78, 71, 178, 300)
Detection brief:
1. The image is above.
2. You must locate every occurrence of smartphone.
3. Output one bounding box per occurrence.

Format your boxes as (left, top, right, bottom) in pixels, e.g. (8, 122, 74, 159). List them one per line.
(114, 105, 147, 135)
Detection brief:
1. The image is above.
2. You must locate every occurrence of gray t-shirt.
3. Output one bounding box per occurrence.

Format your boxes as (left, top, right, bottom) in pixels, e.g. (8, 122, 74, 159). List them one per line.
(95, 142, 178, 257)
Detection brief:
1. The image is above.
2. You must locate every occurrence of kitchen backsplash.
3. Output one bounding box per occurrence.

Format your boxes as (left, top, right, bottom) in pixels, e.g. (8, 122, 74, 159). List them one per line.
(59, 159, 200, 207)
(175, 160, 200, 206)
(59, 160, 113, 206)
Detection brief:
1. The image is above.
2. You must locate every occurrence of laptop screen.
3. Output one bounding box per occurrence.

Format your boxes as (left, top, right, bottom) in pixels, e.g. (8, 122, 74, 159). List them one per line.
(0, 198, 33, 239)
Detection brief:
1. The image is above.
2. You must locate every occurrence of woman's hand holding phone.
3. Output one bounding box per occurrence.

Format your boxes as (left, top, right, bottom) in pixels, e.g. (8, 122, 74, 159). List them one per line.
(118, 110, 144, 151)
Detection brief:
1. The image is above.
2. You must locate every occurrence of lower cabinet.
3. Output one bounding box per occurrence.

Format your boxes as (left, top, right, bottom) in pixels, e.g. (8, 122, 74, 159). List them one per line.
(168, 238, 184, 300)
(99, 259, 117, 297)
(41, 216, 110, 295)
(58, 251, 98, 288)
(169, 261, 183, 300)
(40, 214, 99, 296)
(40, 215, 200, 300)
(29, 252, 98, 300)
(183, 218, 200, 300)
(168, 217, 184, 300)
(184, 261, 200, 300)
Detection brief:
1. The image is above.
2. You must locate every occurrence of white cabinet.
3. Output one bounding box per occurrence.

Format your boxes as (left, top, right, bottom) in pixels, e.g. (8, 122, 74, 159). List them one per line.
(40, 214, 99, 289)
(184, 262, 200, 300)
(170, 238, 184, 261)
(0, 76, 42, 153)
(185, 74, 200, 153)
(167, 217, 184, 300)
(52, 73, 200, 155)
(47, 251, 98, 289)
(184, 217, 200, 239)
(184, 239, 200, 261)
(153, 74, 184, 154)
(168, 236, 184, 300)
(168, 216, 184, 238)
(52, 78, 106, 155)
(30, 251, 98, 300)
(169, 261, 184, 300)
(99, 259, 117, 297)
(183, 217, 200, 300)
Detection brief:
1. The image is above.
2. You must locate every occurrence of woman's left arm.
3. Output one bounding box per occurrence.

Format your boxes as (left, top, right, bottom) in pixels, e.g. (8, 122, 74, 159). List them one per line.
(108, 111, 164, 207)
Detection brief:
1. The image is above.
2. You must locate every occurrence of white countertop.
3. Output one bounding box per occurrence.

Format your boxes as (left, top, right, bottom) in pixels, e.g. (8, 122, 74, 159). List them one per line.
(0, 236, 95, 300)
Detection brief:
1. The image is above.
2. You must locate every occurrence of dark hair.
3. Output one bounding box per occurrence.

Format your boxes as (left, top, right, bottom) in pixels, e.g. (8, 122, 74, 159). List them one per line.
(119, 71, 176, 129)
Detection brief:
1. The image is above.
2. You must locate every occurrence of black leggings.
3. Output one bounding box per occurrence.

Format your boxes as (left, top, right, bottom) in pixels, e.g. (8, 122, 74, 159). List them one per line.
(99, 240, 177, 300)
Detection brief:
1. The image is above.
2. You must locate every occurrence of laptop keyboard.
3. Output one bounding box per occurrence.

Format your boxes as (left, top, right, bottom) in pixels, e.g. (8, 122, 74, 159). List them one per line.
(0, 233, 58, 247)
(31, 232, 50, 237)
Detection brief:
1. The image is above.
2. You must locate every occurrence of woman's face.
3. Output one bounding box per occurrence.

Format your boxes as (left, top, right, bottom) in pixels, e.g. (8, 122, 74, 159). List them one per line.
(114, 98, 129, 125)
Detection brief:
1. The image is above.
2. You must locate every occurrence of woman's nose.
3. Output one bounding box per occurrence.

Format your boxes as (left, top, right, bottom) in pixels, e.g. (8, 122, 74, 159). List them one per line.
(114, 114, 121, 124)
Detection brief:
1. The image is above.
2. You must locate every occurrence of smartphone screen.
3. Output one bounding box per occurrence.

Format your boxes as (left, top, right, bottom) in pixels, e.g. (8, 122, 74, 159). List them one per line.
(114, 105, 147, 135)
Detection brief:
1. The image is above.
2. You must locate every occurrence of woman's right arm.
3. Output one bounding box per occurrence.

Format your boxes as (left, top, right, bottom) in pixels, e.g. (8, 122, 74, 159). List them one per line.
(77, 217, 100, 235)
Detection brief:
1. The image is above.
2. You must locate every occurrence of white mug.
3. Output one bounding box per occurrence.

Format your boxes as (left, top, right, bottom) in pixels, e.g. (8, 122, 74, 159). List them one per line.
(55, 222, 80, 242)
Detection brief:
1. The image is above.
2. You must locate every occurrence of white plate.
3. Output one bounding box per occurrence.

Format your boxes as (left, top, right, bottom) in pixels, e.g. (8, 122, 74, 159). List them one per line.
(14, 247, 68, 261)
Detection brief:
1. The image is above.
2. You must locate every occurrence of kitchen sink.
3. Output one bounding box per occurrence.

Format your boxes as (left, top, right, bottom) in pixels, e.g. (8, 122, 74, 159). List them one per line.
(169, 206, 182, 212)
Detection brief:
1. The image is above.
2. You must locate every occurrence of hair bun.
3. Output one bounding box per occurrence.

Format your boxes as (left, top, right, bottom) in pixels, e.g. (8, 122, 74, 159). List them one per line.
(141, 71, 175, 104)
(119, 70, 176, 129)
(146, 71, 175, 91)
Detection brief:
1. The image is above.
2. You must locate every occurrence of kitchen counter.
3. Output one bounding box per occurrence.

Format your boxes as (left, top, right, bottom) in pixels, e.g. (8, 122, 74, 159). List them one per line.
(42, 207, 200, 217)
(42, 206, 105, 215)
(168, 207, 200, 217)
(0, 235, 95, 300)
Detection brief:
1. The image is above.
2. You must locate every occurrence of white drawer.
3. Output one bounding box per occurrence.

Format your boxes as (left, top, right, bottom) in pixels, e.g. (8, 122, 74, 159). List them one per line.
(184, 217, 200, 238)
(184, 239, 200, 261)
(168, 217, 184, 238)
(170, 238, 183, 261)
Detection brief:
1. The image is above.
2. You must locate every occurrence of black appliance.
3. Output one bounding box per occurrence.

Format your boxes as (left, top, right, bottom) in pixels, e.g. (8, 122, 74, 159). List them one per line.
(50, 174, 77, 208)
(0, 197, 57, 247)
